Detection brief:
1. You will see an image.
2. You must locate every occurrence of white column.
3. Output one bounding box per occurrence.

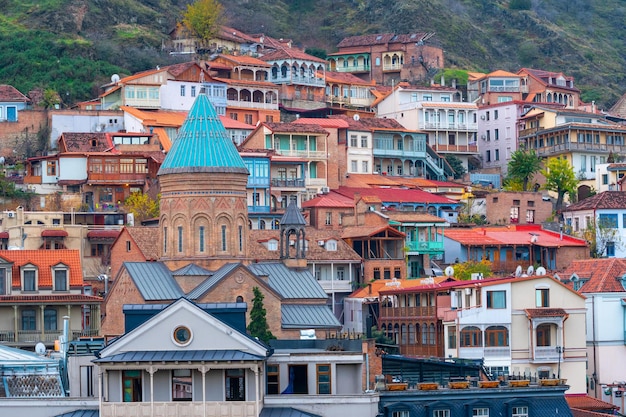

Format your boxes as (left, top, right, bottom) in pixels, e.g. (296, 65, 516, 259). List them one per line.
(254, 365, 260, 417)
(148, 366, 155, 417)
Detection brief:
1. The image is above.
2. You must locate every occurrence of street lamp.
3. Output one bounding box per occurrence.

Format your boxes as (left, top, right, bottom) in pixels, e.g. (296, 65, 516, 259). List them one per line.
(556, 346, 563, 379)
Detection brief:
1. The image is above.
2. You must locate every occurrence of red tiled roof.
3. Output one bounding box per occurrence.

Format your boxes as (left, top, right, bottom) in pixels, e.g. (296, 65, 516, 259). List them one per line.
(259, 47, 327, 64)
(215, 54, 270, 67)
(0, 85, 30, 102)
(301, 192, 354, 208)
(342, 225, 405, 239)
(294, 118, 350, 129)
(329, 114, 409, 131)
(264, 122, 328, 134)
(41, 229, 68, 237)
(0, 249, 83, 287)
(525, 308, 567, 318)
(335, 187, 457, 205)
(558, 258, 626, 293)
(324, 71, 374, 85)
(563, 191, 626, 211)
(351, 276, 455, 299)
(59, 132, 112, 152)
(337, 33, 434, 48)
(343, 174, 406, 188)
(566, 394, 619, 411)
(123, 227, 159, 260)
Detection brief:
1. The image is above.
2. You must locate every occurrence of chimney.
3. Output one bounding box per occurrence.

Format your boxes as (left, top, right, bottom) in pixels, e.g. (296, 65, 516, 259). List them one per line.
(452, 79, 457, 89)
(440, 75, 445, 86)
(368, 283, 372, 295)
(430, 78, 434, 86)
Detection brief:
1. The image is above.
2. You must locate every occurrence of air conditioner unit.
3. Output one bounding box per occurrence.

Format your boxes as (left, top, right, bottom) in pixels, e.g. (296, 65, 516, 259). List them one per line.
(480, 115, 486, 120)
(318, 240, 325, 246)
(481, 135, 486, 140)
(321, 186, 330, 194)
(7, 212, 15, 218)
(464, 287, 472, 295)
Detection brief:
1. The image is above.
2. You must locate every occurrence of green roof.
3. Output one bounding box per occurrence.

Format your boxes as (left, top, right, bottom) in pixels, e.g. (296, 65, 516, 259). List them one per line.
(158, 93, 248, 175)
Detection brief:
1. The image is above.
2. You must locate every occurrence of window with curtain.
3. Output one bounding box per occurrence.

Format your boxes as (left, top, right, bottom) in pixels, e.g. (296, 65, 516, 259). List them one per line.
(486, 290, 506, 309)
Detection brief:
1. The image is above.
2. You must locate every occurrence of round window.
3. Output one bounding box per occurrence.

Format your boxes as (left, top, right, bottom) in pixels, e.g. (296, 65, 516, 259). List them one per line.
(173, 325, 192, 345)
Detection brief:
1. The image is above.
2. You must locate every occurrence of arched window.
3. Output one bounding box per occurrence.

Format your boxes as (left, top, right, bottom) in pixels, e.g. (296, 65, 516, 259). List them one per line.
(236, 295, 244, 303)
(460, 326, 482, 347)
(421, 323, 428, 344)
(408, 324, 415, 344)
(485, 326, 509, 347)
(536, 323, 551, 346)
(401, 324, 407, 345)
(429, 323, 436, 345)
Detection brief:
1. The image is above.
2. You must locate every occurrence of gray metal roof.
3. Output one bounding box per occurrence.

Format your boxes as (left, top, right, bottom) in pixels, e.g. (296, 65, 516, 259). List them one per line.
(173, 263, 213, 276)
(186, 262, 241, 299)
(260, 408, 321, 417)
(280, 202, 306, 226)
(248, 262, 328, 299)
(281, 304, 341, 329)
(94, 350, 265, 363)
(124, 262, 184, 300)
(54, 411, 99, 417)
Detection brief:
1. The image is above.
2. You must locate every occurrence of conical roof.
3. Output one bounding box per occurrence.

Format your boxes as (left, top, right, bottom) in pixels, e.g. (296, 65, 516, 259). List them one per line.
(280, 202, 307, 226)
(158, 93, 248, 175)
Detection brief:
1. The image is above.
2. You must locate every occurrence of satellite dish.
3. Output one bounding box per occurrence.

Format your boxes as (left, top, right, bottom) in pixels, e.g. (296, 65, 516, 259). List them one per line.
(444, 266, 455, 277)
(527, 265, 535, 276)
(111, 74, 120, 83)
(35, 342, 46, 355)
(353, 114, 360, 121)
(515, 265, 522, 277)
(536, 266, 547, 276)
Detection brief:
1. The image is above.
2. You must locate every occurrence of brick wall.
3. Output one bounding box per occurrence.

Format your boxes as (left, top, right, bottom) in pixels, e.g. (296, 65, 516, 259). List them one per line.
(0, 110, 48, 159)
(100, 270, 146, 337)
(486, 191, 553, 225)
(109, 229, 147, 279)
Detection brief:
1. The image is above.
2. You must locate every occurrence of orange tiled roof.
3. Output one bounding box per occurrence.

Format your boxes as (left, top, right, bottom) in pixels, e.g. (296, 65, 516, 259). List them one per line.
(444, 225, 587, 248)
(215, 54, 270, 67)
(343, 174, 403, 188)
(566, 394, 619, 411)
(121, 107, 187, 127)
(152, 127, 171, 152)
(350, 276, 454, 299)
(212, 77, 277, 88)
(486, 70, 520, 78)
(301, 192, 354, 208)
(324, 71, 374, 85)
(0, 294, 102, 304)
(259, 47, 327, 64)
(294, 118, 350, 129)
(0, 250, 83, 288)
(558, 258, 626, 293)
(525, 308, 567, 318)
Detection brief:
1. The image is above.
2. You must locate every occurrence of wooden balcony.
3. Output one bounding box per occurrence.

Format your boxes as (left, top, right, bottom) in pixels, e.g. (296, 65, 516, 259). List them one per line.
(379, 305, 437, 320)
(271, 178, 305, 188)
(431, 144, 479, 154)
(0, 328, 100, 346)
(87, 172, 147, 185)
(334, 64, 370, 73)
(23, 175, 42, 184)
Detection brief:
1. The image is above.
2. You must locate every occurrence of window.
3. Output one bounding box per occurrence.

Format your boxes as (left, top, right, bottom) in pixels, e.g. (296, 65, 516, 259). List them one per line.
(47, 161, 57, 176)
(122, 370, 143, 402)
(603, 174, 609, 185)
(527, 200, 535, 207)
(239, 225, 243, 252)
(172, 369, 192, 401)
(486, 290, 506, 309)
(536, 323, 551, 346)
(351, 160, 357, 172)
(244, 114, 253, 125)
(495, 129, 499, 140)
(267, 365, 279, 394)
(22, 309, 36, 330)
(325, 212, 332, 225)
(221, 225, 227, 251)
(495, 149, 499, 161)
(265, 115, 274, 122)
(448, 326, 456, 349)
(163, 227, 167, 254)
(23, 269, 37, 291)
(473, 408, 489, 417)
(225, 369, 245, 401)
(485, 326, 508, 346)
(44, 308, 57, 331)
(361, 136, 368, 147)
(460, 326, 482, 347)
(512, 406, 529, 417)
(510, 206, 519, 223)
(54, 269, 68, 291)
(535, 288, 549, 307)
(433, 410, 450, 417)
(180, 85, 186, 96)
(486, 150, 491, 162)
(606, 241, 615, 257)
(316, 364, 331, 394)
(392, 412, 409, 417)
(190, 86, 196, 97)
(267, 240, 278, 251)
(494, 110, 499, 120)
(230, 113, 238, 121)
(362, 161, 369, 173)
(526, 210, 535, 223)
(199, 226, 205, 252)
(0, 267, 6, 295)
(325, 240, 337, 251)
(598, 213, 618, 228)
(178, 226, 183, 253)
(336, 266, 344, 280)
(350, 135, 358, 147)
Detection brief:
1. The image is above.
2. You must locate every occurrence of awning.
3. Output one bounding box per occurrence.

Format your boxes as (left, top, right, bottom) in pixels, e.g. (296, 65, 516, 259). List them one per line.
(0, 232, 8, 239)
(41, 229, 68, 237)
(87, 230, 121, 239)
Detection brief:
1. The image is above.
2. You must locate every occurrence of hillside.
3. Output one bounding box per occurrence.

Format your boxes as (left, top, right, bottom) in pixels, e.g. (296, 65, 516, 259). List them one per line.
(1, 0, 624, 109)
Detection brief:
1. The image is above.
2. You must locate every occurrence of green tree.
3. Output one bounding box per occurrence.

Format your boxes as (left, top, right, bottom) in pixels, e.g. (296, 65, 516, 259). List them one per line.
(506, 149, 542, 191)
(445, 155, 466, 179)
(450, 260, 493, 281)
(247, 287, 275, 344)
(40, 89, 61, 109)
(583, 218, 622, 258)
(541, 158, 577, 214)
(182, 0, 224, 48)
(123, 192, 160, 223)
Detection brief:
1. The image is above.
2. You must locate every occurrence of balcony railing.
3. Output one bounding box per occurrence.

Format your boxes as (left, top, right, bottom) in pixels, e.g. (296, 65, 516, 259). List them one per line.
(383, 64, 403, 71)
(247, 205, 270, 213)
(534, 346, 560, 362)
(317, 280, 353, 293)
(271, 75, 325, 87)
(226, 99, 278, 110)
(405, 240, 444, 253)
(459, 346, 511, 360)
(0, 329, 100, 344)
(379, 305, 436, 319)
(124, 98, 160, 109)
(274, 149, 327, 159)
(532, 142, 626, 156)
(271, 178, 305, 188)
(431, 144, 479, 154)
(101, 401, 257, 417)
(419, 122, 478, 130)
(334, 64, 370, 73)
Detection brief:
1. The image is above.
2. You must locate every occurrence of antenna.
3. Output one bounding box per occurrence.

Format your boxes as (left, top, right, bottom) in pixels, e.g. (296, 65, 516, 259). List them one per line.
(515, 265, 522, 277)
(536, 266, 547, 276)
(444, 266, 455, 277)
(353, 114, 360, 121)
(111, 74, 120, 83)
(35, 342, 46, 355)
(527, 265, 535, 276)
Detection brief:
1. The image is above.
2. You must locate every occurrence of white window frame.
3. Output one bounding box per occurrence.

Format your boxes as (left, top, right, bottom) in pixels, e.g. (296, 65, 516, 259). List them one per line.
(21, 267, 38, 292)
(53, 267, 69, 292)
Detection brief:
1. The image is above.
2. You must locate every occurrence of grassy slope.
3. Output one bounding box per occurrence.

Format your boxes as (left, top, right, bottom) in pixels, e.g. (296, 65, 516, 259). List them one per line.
(0, 0, 623, 109)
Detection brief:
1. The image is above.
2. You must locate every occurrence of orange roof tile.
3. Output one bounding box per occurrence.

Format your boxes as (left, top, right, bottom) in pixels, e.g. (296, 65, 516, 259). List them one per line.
(215, 54, 270, 67)
(152, 127, 171, 151)
(350, 276, 454, 299)
(301, 192, 354, 208)
(444, 225, 587, 248)
(294, 118, 350, 129)
(0, 250, 83, 288)
(558, 258, 626, 293)
(566, 394, 619, 411)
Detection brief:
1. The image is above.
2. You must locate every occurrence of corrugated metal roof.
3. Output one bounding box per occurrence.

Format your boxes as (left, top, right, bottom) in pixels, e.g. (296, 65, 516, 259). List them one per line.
(173, 263, 213, 276)
(94, 349, 264, 363)
(248, 262, 328, 299)
(0, 344, 58, 363)
(281, 304, 341, 329)
(125, 262, 184, 300)
(186, 263, 241, 299)
(260, 408, 321, 417)
(53, 410, 99, 417)
(158, 93, 248, 175)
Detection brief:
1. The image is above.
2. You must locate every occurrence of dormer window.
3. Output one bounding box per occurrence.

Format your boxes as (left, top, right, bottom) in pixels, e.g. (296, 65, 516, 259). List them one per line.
(21, 267, 38, 292)
(53, 266, 69, 292)
(325, 240, 337, 251)
(0, 266, 8, 295)
(267, 239, 278, 251)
